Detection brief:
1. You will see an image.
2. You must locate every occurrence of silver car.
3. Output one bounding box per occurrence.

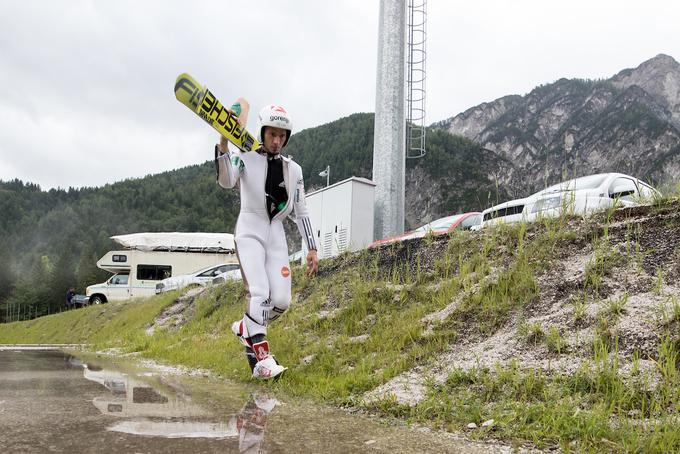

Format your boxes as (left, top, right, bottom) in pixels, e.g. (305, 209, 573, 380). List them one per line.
(481, 173, 659, 228)
(155, 263, 240, 294)
(211, 268, 243, 285)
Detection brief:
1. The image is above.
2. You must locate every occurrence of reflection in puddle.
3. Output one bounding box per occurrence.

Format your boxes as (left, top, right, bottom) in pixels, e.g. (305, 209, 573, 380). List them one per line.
(80, 361, 276, 451)
(237, 394, 278, 453)
(107, 419, 238, 439)
(83, 364, 208, 419)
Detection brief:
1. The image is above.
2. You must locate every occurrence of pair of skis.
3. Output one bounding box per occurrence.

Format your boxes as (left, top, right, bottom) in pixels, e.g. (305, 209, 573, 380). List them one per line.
(174, 73, 260, 152)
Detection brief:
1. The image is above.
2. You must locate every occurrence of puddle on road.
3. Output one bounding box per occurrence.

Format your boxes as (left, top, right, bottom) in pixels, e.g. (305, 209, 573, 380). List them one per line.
(0, 349, 509, 453)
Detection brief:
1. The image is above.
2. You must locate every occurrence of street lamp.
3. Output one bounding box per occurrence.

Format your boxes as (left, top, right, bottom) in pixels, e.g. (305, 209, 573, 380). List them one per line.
(319, 165, 330, 187)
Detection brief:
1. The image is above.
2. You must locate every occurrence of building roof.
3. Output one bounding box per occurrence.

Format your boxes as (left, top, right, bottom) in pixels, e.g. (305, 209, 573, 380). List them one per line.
(110, 232, 235, 253)
(308, 176, 376, 197)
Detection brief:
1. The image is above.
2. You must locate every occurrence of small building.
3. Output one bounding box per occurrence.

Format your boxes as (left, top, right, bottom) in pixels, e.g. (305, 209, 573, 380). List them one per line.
(304, 177, 376, 260)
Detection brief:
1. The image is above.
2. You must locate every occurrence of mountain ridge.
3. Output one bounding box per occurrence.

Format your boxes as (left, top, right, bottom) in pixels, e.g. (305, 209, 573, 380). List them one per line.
(434, 54, 680, 196)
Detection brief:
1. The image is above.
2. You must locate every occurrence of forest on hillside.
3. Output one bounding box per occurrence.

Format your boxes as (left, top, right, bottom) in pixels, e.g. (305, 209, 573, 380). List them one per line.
(0, 163, 240, 322)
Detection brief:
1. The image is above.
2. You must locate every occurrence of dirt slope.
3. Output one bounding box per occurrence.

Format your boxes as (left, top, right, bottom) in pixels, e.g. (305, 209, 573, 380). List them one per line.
(364, 200, 680, 405)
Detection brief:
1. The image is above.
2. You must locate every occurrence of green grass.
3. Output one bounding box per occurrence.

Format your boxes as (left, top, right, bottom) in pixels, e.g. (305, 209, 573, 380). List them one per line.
(545, 325, 567, 354)
(0, 292, 175, 348)
(584, 236, 625, 297)
(604, 292, 629, 317)
(571, 292, 588, 324)
(517, 320, 545, 344)
(653, 267, 665, 295)
(658, 296, 680, 326)
(370, 339, 680, 452)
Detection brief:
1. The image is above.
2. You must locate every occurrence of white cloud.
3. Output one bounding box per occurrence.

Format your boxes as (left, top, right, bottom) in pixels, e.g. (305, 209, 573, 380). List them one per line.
(0, 0, 678, 189)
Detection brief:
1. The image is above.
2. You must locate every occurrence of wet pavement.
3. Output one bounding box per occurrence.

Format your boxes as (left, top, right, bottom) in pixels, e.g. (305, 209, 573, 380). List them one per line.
(0, 348, 510, 453)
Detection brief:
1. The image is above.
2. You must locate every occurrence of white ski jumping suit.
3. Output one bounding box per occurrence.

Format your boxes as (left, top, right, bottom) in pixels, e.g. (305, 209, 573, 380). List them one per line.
(217, 143, 317, 339)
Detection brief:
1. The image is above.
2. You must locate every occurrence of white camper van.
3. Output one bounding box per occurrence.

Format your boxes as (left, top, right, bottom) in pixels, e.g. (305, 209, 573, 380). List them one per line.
(86, 232, 237, 304)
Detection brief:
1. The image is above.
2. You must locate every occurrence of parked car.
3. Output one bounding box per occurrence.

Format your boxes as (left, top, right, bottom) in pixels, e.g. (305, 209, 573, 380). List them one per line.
(289, 250, 304, 265)
(480, 196, 532, 228)
(212, 267, 243, 285)
(481, 172, 660, 228)
(71, 294, 90, 307)
(370, 212, 482, 248)
(155, 263, 240, 294)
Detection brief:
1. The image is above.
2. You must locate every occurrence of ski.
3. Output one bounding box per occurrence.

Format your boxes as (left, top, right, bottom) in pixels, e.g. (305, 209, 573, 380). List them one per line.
(174, 73, 260, 152)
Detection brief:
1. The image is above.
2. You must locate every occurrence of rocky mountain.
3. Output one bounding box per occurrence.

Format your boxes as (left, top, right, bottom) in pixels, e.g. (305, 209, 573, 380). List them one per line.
(612, 54, 680, 129)
(433, 54, 680, 197)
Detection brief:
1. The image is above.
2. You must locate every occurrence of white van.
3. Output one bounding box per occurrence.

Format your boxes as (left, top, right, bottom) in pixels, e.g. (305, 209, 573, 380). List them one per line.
(86, 232, 237, 304)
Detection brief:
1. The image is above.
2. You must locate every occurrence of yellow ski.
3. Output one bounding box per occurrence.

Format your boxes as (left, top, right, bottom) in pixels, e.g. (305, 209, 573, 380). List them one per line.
(174, 73, 260, 152)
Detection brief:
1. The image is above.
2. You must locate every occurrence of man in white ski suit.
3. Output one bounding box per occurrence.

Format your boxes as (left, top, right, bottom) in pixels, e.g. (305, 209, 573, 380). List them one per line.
(216, 101, 318, 379)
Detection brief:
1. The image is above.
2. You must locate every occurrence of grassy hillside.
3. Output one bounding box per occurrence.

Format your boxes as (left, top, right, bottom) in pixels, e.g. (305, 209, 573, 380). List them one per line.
(2, 196, 679, 452)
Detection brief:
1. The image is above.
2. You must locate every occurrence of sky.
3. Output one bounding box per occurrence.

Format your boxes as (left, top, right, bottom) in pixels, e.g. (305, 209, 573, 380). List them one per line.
(1, 0, 679, 190)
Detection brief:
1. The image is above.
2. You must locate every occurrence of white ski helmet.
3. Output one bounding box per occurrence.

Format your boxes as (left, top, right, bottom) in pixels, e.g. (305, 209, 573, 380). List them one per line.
(257, 104, 293, 147)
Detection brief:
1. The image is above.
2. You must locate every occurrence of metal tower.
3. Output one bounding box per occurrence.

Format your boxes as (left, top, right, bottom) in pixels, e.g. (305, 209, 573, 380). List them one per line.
(372, 0, 427, 240)
(372, 0, 406, 240)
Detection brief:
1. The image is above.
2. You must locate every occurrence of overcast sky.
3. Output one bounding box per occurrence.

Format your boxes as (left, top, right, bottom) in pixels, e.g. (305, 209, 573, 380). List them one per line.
(1, 0, 679, 190)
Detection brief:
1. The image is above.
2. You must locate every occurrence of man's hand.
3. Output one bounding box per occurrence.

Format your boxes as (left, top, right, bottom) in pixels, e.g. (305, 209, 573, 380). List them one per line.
(218, 97, 250, 154)
(218, 136, 229, 154)
(233, 97, 249, 126)
(306, 250, 318, 277)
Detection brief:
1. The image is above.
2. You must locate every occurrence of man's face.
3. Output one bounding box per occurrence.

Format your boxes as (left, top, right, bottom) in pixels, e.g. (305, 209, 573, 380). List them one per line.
(263, 127, 288, 154)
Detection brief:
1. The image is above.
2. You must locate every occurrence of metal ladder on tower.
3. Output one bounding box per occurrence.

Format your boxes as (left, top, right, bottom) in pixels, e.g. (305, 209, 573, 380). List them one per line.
(406, 0, 427, 159)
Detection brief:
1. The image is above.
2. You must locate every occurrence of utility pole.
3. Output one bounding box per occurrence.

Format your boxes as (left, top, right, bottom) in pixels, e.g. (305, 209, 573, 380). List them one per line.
(372, 0, 406, 241)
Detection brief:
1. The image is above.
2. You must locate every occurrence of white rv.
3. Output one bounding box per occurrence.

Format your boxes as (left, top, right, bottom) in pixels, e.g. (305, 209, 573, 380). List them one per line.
(86, 232, 237, 304)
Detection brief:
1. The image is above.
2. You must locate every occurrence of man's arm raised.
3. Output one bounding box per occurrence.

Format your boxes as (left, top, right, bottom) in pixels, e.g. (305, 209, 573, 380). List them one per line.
(218, 97, 250, 154)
